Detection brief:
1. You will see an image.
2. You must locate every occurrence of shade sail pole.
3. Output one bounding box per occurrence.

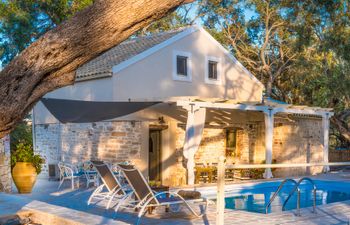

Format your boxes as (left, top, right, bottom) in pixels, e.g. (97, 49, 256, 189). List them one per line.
(182, 105, 206, 185)
(263, 108, 274, 179)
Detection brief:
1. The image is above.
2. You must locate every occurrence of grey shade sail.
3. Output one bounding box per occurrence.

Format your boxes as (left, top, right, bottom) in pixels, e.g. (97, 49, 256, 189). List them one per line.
(41, 98, 160, 123)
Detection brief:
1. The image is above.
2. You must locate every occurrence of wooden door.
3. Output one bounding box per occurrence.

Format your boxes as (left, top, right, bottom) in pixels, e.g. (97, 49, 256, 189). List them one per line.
(149, 130, 161, 182)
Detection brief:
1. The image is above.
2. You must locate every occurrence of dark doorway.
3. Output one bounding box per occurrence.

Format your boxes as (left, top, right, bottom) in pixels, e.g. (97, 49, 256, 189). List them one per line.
(226, 129, 237, 157)
(149, 130, 162, 182)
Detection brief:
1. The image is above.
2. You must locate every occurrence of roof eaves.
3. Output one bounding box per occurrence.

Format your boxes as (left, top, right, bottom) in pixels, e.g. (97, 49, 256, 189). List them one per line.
(75, 71, 112, 82)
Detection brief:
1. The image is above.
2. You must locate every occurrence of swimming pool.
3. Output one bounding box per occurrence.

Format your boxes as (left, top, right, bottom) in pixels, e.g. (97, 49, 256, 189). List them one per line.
(223, 180, 350, 214)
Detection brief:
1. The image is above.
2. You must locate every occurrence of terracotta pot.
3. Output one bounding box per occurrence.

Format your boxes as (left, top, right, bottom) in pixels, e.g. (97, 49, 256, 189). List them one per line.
(12, 162, 37, 193)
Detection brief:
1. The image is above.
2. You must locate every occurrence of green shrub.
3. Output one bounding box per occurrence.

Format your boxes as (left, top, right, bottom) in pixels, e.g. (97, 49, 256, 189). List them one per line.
(11, 143, 44, 174)
(10, 119, 32, 150)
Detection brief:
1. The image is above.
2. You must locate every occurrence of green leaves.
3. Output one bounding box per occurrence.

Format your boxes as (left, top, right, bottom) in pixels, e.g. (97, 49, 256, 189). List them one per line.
(10, 115, 44, 174)
(11, 143, 44, 174)
(0, 0, 93, 66)
(10, 118, 32, 151)
(198, 0, 350, 146)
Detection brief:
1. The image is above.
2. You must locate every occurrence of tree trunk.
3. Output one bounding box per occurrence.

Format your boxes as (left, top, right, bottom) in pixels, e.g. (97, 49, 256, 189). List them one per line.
(0, 0, 192, 138)
(265, 71, 273, 97)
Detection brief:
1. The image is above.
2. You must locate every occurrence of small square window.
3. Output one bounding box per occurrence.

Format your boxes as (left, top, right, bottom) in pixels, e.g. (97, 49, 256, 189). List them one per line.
(208, 60, 218, 80)
(173, 51, 191, 82)
(176, 56, 188, 76)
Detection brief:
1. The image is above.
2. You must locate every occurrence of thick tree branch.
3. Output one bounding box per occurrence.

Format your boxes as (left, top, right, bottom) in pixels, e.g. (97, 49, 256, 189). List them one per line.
(0, 0, 193, 138)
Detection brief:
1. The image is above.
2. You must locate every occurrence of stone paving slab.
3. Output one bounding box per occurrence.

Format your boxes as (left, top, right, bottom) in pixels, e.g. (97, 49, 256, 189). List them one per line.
(2, 178, 350, 224)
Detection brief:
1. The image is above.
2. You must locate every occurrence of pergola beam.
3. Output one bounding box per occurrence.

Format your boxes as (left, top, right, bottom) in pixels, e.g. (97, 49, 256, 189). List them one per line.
(176, 100, 334, 117)
(177, 100, 334, 181)
(176, 100, 267, 111)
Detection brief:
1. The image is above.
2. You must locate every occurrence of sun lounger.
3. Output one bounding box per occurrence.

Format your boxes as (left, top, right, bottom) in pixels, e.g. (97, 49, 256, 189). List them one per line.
(116, 164, 212, 225)
(87, 161, 129, 209)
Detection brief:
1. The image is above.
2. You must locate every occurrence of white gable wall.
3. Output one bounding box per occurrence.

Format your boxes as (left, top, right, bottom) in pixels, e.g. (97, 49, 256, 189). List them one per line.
(34, 27, 264, 124)
(34, 77, 114, 124)
(112, 28, 264, 102)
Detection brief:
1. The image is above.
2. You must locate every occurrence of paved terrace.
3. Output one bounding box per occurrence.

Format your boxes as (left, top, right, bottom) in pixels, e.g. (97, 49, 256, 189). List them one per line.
(1, 173, 350, 224)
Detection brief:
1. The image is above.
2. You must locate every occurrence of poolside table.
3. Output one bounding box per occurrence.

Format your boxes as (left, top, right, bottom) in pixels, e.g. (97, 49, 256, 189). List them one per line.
(195, 166, 216, 184)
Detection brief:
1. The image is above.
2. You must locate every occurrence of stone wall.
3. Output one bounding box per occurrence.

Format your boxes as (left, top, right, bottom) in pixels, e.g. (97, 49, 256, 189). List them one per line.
(35, 121, 143, 177)
(171, 116, 324, 181)
(34, 115, 325, 183)
(0, 135, 11, 192)
(35, 124, 60, 177)
(175, 126, 226, 164)
(272, 116, 324, 176)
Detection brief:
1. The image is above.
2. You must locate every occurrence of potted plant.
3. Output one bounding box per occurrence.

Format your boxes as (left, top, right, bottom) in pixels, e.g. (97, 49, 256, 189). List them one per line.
(11, 143, 44, 193)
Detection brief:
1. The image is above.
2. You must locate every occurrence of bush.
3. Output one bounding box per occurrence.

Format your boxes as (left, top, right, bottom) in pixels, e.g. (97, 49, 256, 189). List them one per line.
(11, 143, 44, 174)
(10, 118, 32, 150)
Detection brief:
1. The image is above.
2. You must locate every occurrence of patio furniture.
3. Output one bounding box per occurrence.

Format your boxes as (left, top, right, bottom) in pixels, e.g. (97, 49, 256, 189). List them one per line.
(87, 161, 128, 210)
(148, 185, 170, 213)
(82, 161, 99, 188)
(115, 164, 212, 225)
(224, 168, 235, 181)
(194, 166, 216, 183)
(57, 162, 81, 190)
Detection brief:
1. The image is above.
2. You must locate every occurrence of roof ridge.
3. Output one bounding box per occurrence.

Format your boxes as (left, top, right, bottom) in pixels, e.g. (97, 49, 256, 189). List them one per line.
(121, 25, 193, 45)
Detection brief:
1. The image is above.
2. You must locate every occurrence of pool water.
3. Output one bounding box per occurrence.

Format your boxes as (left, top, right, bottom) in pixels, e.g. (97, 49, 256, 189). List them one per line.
(224, 180, 350, 214)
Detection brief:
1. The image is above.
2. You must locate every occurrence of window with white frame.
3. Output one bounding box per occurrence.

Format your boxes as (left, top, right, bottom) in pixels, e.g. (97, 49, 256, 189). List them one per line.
(177, 56, 188, 76)
(173, 51, 192, 82)
(205, 56, 221, 85)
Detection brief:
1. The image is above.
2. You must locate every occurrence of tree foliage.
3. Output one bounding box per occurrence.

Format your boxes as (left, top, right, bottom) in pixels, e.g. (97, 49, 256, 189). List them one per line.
(1, 0, 349, 148)
(0, 0, 192, 66)
(137, 4, 196, 35)
(199, 0, 350, 147)
(0, 0, 193, 138)
(0, 0, 93, 66)
(199, 0, 297, 98)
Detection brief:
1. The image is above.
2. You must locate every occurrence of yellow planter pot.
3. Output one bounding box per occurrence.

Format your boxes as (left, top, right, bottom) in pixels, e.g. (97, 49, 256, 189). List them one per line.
(12, 162, 37, 193)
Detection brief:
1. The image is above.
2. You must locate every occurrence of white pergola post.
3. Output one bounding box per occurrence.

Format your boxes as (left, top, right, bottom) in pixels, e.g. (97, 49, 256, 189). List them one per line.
(322, 113, 330, 173)
(216, 156, 225, 225)
(263, 108, 274, 179)
(182, 105, 206, 185)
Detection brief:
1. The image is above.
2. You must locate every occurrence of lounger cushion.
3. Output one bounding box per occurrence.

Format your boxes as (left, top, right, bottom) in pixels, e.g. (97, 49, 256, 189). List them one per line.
(64, 171, 83, 177)
(177, 190, 201, 199)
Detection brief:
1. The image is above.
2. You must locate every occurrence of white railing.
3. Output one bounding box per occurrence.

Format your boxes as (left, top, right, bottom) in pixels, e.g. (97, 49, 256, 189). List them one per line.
(216, 161, 350, 225)
(225, 161, 350, 169)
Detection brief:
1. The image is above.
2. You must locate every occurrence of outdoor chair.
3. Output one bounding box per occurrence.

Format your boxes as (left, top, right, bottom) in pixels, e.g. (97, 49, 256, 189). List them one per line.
(115, 164, 212, 225)
(87, 161, 129, 209)
(82, 161, 99, 188)
(57, 162, 81, 190)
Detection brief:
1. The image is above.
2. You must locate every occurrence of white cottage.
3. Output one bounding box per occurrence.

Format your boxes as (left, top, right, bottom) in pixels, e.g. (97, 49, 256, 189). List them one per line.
(33, 25, 333, 186)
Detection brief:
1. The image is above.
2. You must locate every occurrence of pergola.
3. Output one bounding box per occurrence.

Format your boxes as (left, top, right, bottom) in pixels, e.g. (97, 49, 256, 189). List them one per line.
(176, 98, 334, 185)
